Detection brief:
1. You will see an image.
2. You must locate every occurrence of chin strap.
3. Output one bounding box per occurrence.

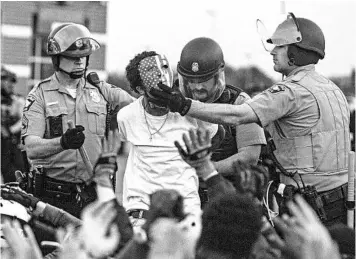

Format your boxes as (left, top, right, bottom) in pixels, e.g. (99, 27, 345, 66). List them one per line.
(58, 67, 86, 79)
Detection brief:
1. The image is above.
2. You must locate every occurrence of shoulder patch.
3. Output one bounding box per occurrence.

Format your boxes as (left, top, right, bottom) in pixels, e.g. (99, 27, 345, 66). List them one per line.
(268, 85, 286, 94)
(23, 96, 36, 112)
(21, 115, 28, 135)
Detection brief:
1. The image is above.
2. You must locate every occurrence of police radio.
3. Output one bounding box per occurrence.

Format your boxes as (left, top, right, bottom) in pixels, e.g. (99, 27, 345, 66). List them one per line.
(86, 72, 112, 137)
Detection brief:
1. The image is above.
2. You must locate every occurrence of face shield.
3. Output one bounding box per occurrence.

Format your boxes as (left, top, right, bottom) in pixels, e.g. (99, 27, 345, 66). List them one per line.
(256, 12, 302, 52)
(47, 23, 100, 57)
(62, 38, 100, 58)
(178, 67, 225, 103)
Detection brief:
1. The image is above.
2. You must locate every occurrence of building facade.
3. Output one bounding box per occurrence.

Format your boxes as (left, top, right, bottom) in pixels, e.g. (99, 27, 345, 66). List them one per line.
(1, 1, 108, 97)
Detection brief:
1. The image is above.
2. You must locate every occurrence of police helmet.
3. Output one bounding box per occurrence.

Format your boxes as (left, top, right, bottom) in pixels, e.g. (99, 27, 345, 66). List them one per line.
(178, 37, 224, 82)
(177, 37, 226, 102)
(267, 13, 325, 65)
(47, 23, 100, 58)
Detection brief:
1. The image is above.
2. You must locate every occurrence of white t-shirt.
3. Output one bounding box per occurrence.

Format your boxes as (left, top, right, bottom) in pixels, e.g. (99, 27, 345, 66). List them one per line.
(117, 97, 217, 215)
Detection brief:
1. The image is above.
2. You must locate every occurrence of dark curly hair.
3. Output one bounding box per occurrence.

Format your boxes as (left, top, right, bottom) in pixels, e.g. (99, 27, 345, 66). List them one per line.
(196, 193, 263, 259)
(125, 51, 157, 93)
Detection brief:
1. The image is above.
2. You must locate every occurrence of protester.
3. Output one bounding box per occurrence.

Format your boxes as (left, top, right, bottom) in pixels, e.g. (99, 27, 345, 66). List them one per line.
(117, 50, 218, 228)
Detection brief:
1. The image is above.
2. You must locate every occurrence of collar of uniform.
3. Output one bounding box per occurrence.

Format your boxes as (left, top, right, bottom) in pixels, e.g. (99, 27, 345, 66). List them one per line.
(42, 74, 87, 93)
(286, 64, 315, 82)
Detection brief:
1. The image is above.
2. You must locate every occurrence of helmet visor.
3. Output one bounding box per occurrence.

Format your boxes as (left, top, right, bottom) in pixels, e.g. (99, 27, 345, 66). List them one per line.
(179, 68, 225, 103)
(257, 12, 302, 52)
(62, 38, 100, 57)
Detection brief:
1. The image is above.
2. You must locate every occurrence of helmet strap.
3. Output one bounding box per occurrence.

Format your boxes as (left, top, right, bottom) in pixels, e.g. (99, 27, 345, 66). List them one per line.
(56, 56, 89, 79)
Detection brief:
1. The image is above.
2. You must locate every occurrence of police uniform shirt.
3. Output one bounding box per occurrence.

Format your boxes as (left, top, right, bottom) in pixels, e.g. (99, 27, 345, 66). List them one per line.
(247, 65, 319, 138)
(21, 74, 135, 182)
(234, 92, 266, 148)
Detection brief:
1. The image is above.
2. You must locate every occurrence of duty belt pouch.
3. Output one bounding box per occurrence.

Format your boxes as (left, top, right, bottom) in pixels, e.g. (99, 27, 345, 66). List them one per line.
(44, 177, 74, 199)
(75, 182, 97, 207)
(33, 166, 46, 197)
(300, 186, 327, 222)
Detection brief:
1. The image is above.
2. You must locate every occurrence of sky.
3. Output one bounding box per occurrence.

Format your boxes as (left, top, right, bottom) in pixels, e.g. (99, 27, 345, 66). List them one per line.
(106, 0, 356, 81)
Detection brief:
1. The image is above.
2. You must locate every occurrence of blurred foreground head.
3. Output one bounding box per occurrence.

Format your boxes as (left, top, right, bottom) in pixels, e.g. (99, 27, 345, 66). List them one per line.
(196, 193, 263, 259)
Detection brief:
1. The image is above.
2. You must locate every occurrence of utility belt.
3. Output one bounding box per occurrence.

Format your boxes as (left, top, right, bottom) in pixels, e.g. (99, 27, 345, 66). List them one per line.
(276, 182, 347, 223)
(27, 166, 97, 208)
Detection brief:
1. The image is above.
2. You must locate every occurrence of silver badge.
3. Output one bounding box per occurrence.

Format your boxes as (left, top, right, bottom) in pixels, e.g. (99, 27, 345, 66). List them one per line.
(76, 39, 83, 48)
(192, 62, 199, 72)
(89, 90, 100, 103)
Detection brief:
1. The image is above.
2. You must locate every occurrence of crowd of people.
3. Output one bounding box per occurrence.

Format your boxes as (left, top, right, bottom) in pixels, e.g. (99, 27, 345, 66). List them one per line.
(1, 12, 355, 259)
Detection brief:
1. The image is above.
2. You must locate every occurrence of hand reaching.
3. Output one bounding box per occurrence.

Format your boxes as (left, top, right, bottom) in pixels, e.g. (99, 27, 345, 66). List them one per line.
(93, 129, 122, 188)
(174, 128, 215, 178)
(272, 195, 341, 259)
(1, 184, 40, 209)
(149, 83, 192, 115)
(79, 200, 120, 258)
(2, 219, 43, 259)
(56, 225, 87, 259)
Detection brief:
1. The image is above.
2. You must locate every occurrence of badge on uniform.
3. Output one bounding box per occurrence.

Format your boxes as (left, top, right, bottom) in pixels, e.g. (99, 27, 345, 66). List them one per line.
(89, 90, 100, 103)
(268, 85, 285, 94)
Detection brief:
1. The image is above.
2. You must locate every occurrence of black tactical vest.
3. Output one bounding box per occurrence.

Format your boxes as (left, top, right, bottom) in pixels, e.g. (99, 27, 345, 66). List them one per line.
(211, 84, 243, 162)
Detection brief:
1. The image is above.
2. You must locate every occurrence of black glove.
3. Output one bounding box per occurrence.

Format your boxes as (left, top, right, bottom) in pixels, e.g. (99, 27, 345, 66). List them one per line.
(149, 83, 192, 115)
(60, 125, 85, 149)
(1, 184, 40, 209)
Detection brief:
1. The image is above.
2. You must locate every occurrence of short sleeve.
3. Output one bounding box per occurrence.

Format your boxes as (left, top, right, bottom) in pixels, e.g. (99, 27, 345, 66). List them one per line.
(234, 92, 266, 148)
(247, 84, 298, 127)
(116, 109, 128, 141)
(21, 87, 46, 139)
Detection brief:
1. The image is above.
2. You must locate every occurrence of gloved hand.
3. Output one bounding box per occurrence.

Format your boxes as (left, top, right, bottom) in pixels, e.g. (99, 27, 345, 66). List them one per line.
(60, 125, 85, 149)
(1, 184, 40, 209)
(149, 83, 192, 115)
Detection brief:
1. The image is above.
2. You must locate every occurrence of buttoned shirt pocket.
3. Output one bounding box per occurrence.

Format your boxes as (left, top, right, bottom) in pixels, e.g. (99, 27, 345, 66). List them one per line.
(85, 103, 107, 135)
(45, 105, 68, 139)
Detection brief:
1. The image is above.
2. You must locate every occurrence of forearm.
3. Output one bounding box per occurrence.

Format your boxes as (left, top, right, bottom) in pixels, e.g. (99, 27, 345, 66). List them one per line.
(32, 201, 81, 228)
(214, 146, 261, 176)
(99, 82, 135, 107)
(24, 136, 63, 159)
(188, 100, 255, 126)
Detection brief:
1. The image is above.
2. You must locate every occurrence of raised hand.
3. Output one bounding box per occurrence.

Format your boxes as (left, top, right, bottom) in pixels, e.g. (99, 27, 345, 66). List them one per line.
(79, 200, 120, 258)
(2, 219, 43, 259)
(93, 129, 122, 188)
(1, 184, 40, 209)
(56, 225, 87, 259)
(174, 128, 215, 179)
(272, 195, 341, 259)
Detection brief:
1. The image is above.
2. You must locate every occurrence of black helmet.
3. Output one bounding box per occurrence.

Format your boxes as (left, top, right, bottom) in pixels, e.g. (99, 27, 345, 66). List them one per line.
(177, 37, 224, 82)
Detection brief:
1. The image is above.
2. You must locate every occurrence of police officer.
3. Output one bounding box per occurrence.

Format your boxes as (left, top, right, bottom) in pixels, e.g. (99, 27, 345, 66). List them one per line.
(21, 23, 135, 217)
(177, 37, 266, 174)
(1, 67, 26, 182)
(150, 14, 350, 225)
